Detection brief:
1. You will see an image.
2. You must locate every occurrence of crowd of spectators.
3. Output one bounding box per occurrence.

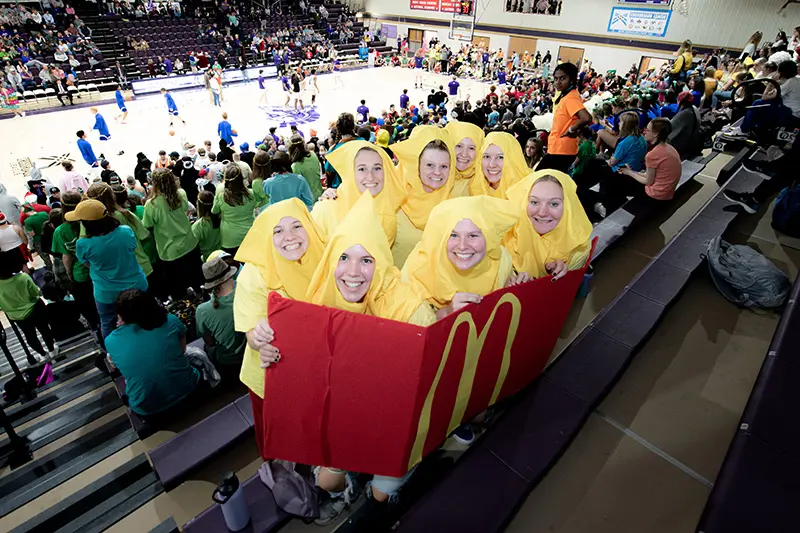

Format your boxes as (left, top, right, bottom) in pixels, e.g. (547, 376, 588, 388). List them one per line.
(1, 1, 106, 103)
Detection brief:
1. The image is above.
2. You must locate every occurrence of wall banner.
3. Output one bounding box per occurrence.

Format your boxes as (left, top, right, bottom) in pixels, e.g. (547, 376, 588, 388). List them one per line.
(410, 0, 440, 11)
(607, 7, 671, 38)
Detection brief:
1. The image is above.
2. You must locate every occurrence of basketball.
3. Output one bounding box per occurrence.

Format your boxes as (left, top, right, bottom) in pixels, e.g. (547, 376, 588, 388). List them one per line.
(168, 128, 175, 136)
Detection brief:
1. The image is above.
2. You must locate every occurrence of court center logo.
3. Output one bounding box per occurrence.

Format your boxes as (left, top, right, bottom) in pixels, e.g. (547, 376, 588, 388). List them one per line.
(260, 106, 320, 127)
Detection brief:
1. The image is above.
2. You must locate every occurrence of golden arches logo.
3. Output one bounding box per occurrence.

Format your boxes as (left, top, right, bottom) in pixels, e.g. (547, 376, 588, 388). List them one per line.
(408, 293, 522, 469)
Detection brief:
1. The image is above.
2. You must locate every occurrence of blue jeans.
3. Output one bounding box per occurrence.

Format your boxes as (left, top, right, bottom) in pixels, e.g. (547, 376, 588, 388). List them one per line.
(96, 300, 118, 342)
(741, 98, 791, 133)
(212, 91, 221, 106)
(712, 90, 732, 109)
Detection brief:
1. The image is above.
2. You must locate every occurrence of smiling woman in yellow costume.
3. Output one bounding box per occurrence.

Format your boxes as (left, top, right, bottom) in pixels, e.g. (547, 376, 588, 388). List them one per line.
(232, 198, 326, 457)
(402, 195, 518, 320)
(311, 140, 405, 245)
(504, 169, 593, 282)
(258, 192, 434, 523)
(391, 126, 457, 268)
(469, 131, 529, 198)
(445, 121, 485, 198)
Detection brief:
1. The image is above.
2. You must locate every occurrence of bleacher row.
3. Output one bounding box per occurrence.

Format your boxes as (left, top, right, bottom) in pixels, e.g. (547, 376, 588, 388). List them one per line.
(2, 144, 797, 531)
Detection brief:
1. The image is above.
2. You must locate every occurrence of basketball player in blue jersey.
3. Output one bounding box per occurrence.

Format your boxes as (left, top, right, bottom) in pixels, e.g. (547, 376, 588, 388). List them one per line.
(91, 107, 124, 156)
(160, 87, 186, 128)
(114, 85, 128, 123)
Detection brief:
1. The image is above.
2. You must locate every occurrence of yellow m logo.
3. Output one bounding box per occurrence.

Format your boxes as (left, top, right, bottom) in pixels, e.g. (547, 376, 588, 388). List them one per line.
(408, 293, 522, 469)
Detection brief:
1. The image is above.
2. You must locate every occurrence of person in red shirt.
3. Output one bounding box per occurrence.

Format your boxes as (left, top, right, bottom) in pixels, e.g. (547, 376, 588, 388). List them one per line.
(540, 62, 592, 173)
(485, 85, 499, 105)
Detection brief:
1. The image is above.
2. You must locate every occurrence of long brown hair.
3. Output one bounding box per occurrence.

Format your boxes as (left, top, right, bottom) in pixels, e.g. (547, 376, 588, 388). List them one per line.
(87, 182, 137, 226)
(223, 164, 252, 206)
(252, 150, 271, 182)
(288, 135, 310, 163)
(197, 189, 220, 229)
(61, 190, 82, 236)
(150, 167, 181, 210)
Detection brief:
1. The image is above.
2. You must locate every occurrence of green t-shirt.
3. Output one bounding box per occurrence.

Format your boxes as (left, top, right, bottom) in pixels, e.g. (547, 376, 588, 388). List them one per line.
(134, 205, 145, 220)
(574, 140, 597, 176)
(291, 153, 323, 201)
(0, 273, 40, 321)
(211, 190, 257, 249)
(51, 222, 90, 283)
(113, 210, 153, 277)
(105, 314, 200, 416)
(192, 216, 222, 262)
(251, 178, 269, 209)
(141, 189, 198, 261)
(24, 211, 49, 244)
(195, 291, 246, 366)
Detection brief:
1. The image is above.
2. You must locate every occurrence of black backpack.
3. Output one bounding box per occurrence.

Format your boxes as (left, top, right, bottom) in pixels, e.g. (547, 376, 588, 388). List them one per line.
(772, 181, 800, 238)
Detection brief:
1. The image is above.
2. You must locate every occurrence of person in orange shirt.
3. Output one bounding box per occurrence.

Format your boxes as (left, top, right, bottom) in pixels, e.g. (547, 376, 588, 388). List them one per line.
(540, 62, 592, 173)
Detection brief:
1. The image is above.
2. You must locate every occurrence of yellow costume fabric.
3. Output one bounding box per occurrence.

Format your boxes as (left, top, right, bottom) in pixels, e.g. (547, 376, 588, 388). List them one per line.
(391, 126, 457, 267)
(402, 196, 517, 310)
(469, 132, 529, 198)
(445, 121, 486, 198)
(503, 169, 593, 279)
(234, 198, 326, 397)
(393, 126, 456, 229)
(313, 140, 405, 244)
(307, 192, 435, 325)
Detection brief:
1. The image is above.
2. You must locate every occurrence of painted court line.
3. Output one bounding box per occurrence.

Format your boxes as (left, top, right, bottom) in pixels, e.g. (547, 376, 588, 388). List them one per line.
(595, 408, 714, 489)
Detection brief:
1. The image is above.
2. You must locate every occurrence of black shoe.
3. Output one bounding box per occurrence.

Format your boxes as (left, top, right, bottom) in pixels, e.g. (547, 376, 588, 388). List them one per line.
(99, 153, 106, 160)
(117, 150, 125, 155)
(723, 190, 760, 214)
(741, 158, 778, 181)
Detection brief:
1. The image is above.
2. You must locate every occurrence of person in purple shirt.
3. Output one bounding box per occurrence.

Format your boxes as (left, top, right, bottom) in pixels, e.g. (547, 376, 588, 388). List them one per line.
(258, 69, 268, 105)
(290, 124, 304, 139)
(497, 69, 507, 86)
(448, 76, 460, 97)
(356, 99, 369, 123)
(400, 88, 409, 109)
(481, 51, 490, 78)
(414, 53, 424, 88)
(281, 74, 291, 106)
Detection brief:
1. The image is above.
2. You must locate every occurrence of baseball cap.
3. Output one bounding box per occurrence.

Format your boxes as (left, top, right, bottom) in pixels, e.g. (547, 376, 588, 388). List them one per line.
(64, 199, 107, 222)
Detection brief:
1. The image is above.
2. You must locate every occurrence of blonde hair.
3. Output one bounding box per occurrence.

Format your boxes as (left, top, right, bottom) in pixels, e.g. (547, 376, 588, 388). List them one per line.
(618, 112, 641, 139)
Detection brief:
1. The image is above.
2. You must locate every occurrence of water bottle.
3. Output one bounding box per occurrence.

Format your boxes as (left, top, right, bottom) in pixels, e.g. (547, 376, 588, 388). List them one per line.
(212, 471, 250, 531)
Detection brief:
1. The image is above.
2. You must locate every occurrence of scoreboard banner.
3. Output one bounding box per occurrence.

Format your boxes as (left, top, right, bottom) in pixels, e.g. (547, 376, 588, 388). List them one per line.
(608, 7, 671, 37)
(410, 0, 473, 13)
(410, 0, 439, 10)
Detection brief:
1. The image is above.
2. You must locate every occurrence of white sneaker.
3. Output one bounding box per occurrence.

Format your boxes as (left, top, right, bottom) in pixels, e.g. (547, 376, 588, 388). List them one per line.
(593, 202, 607, 218)
(724, 126, 748, 139)
(47, 344, 61, 360)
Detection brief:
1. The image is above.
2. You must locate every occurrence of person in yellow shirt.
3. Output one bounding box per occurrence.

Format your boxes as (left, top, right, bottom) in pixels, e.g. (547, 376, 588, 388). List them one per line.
(445, 121, 485, 197)
(503, 169, 593, 282)
(401, 195, 519, 445)
(311, 140, 405, 244)
(469, 132, 529, 198)
(669, 39, 694, 83)
(233, 198, 326, 458)
(257, 192, 435, 526)
(391, 126, 456, 267)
